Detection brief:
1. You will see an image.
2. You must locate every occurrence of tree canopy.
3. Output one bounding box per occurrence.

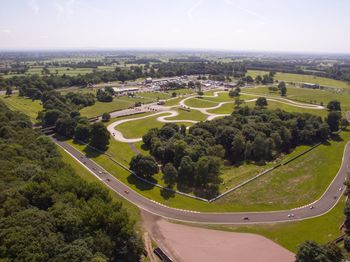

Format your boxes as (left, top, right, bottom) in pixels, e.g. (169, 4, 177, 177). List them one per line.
(0, 101, 143, 261)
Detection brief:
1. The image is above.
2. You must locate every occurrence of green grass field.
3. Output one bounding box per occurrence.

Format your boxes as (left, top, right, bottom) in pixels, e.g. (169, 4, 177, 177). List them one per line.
(67, 128, 350, 213)
(243, 86, 350, 111)
(247, 70, 350, 89)
(0, 95, 43, 121)
(197, 196, 345, 253)
(215, 130, 350, 210)
(171, 109, 208, 121)
(184, 97, 219, 108)
(206, 96, 327, 118)
(115, 111, 195, 139)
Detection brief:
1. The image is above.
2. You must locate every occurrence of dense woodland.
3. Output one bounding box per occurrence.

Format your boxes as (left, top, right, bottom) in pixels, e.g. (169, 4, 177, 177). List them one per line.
(0, 101, 143, 261)
(140, 107, 331, 198)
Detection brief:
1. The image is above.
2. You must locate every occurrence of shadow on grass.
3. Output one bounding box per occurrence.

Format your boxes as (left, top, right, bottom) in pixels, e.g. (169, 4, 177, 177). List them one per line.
(331, 133, 344, 142)
(160, 187, 176, 200)
(126, 173, 155, 191)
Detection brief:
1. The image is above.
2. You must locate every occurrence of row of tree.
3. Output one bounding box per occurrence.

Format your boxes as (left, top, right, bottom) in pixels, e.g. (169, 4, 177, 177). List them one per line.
(37, 90, 111, 150)
(0, 101, 143, 261)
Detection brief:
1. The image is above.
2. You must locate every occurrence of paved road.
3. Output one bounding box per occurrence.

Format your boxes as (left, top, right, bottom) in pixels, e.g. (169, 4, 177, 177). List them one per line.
(55, 138, 350, 224)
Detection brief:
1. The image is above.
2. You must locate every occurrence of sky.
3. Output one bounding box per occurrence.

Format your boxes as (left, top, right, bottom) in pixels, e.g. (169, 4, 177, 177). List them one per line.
(0, 0, 349, 53)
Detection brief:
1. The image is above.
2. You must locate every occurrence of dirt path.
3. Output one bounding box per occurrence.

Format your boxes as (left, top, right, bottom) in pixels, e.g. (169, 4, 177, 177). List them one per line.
(142, 211, 295, 262)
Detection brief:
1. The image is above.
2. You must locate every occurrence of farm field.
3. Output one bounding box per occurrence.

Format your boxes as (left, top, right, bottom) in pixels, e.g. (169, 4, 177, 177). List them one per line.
(247, 70, 350, 89)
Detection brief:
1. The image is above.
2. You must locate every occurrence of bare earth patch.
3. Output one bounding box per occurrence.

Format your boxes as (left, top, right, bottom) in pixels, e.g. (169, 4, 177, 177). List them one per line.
(142, 211, 294, 262)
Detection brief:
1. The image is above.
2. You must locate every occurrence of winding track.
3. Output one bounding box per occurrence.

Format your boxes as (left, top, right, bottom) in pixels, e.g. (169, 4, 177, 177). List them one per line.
(108, 91, 325, 143)
(53, 91, 349, 224)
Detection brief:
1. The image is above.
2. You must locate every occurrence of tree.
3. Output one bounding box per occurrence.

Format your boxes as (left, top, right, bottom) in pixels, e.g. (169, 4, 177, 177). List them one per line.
(74, 124, 90, 143)
(43, 109, 62, 126)
(89, 122, 110, 151)
(229, 88, 240, 98)
(163, 163, 178, 187)
(255, 97, 268, 108)
(344, 235, 350, 252)
(55, 116, 76, 137)
(295, 241, 329, 262)
(234, 97, 243, 109)
(278, 81, 287, 96)
(129, 154, 159, 179)
(326, 111, 341, 132)
(172, 92, 177, 97)
(102, 112, 111, 122)
(230, 134, 245, 163)
(327, 100, 341, 111)
(178, 156, 195, 185)
(255, 75, 262, 84)
(5, 86, 12, 96)
(323, 242, 343, 262)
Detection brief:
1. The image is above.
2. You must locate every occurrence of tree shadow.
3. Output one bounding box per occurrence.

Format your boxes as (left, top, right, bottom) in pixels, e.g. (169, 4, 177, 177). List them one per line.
(331, 133, 344, 142)
(176, 182, 192, 194)
(83, 146, 104, 158)
(160, 187, 175, 200)
(126, 173, 155, 191)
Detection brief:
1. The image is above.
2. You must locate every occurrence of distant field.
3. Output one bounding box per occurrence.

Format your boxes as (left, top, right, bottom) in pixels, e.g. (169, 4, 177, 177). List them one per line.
(0, 95, 42, 121)
(247, 70, 350, 89)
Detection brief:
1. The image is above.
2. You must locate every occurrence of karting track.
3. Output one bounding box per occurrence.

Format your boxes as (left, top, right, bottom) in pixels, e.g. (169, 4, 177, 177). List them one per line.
(108, 91, 325, 143)
(55, 137, 349, 224)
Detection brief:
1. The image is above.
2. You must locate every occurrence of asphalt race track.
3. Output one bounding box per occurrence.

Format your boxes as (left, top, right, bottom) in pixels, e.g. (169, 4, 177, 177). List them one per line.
(55, 138, 350, 224)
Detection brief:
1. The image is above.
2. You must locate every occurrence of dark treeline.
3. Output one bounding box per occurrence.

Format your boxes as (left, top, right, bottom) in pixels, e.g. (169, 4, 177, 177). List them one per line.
(37, 90, 111, 151)
(0, 66, 145, 93)
(0, 101, 143, 261)
(153, 62, 247, 78)
(142, 107, 330, 198)
(246, 61, 350, 83)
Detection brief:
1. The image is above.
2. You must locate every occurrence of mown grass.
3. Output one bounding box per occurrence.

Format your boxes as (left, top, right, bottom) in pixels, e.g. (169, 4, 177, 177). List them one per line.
(184, 97, 219, 108)
(207, 96, 327, 118)
(171, 109, 208, 121)
(115, 111, 195, 139)
(247, 70, 350, 89)
(244, 85, 350, 111)
(67, 130, 350, 212)
(215, 130, 350, 210)
(0, 95, 42, 121)
(194, 196, 345, 253)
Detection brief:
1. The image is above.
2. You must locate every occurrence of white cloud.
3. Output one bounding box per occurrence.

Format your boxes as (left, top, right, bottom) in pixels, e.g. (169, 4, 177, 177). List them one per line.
(223, 0, 267, 24)
(187, 1, 202, 22)
(29, 0, 40, 15)
(54, 0, 76, 17)
(1, 29, 11, 33)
